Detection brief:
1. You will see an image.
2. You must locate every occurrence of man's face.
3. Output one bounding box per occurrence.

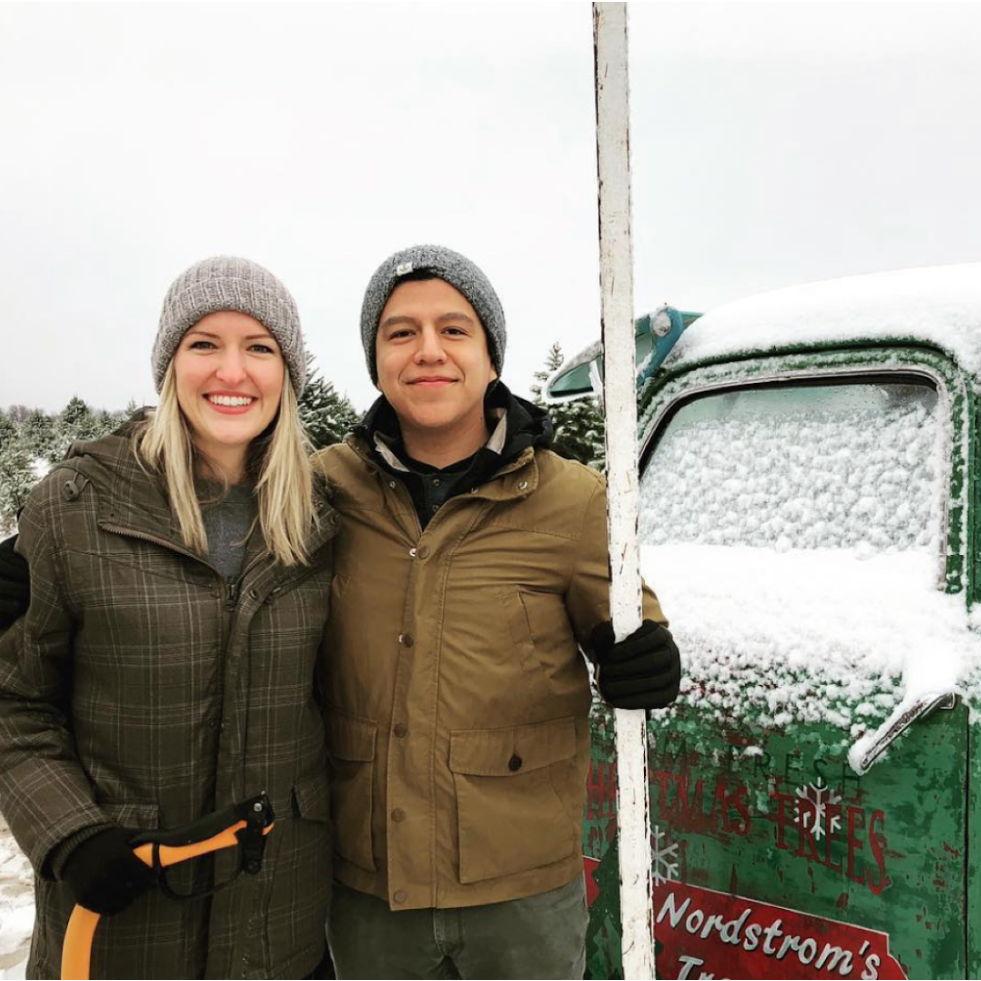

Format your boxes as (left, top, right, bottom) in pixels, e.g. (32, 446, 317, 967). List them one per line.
(375, 277, 498, 436)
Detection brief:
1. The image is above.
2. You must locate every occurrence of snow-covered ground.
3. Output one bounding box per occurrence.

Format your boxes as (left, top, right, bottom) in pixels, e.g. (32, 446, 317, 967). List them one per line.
(0, 819, 32, 978)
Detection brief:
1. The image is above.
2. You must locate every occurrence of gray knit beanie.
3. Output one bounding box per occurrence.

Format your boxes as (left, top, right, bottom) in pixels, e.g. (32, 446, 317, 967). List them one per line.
(360, 244, 506, 383)
(152, 256, 306, 394)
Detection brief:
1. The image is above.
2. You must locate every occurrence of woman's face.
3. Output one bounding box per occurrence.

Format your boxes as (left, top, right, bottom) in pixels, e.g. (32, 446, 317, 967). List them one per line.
(172, 311, 285, 467)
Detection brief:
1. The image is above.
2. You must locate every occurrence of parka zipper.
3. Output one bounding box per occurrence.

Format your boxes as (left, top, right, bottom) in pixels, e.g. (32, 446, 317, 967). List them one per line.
(100, 521, 244, 805)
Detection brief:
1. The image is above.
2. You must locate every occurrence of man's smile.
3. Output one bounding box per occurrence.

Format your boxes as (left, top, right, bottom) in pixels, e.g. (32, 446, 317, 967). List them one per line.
(406, 376, 457, 387)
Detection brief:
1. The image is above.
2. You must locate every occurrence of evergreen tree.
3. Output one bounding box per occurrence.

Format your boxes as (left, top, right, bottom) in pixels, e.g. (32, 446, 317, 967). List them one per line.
(298, 354, 361, 450)
(532, 342, 606, 471)
(0, 439, 35, 532)
(95, 408, 126, 434)
(20, 409, 56, 460)
(49, 396, 101, 462)
(0, 411, 16, 450)
(5, 405, 30, 424)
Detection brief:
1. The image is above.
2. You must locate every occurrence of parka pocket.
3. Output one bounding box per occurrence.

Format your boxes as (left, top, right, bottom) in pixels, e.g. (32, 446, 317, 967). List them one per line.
(292, 771, 331, 823)
(503, 588, 580, 691)
(266, 772, 333, 973)
(327, 712, 377, 872)
(449, 716, 580, 884)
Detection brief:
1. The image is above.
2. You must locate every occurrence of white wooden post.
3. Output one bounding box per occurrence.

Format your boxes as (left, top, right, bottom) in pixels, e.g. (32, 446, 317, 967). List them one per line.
(592, 4, 655, 980)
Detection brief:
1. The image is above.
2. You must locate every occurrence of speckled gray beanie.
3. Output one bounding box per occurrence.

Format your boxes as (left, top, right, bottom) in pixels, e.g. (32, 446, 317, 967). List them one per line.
(152, 256, 306, 394)
(360, 244, 506, 383)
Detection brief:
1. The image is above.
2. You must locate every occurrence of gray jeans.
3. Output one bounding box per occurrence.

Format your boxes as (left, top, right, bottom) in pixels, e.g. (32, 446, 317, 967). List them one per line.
(327, 876, 588, 980)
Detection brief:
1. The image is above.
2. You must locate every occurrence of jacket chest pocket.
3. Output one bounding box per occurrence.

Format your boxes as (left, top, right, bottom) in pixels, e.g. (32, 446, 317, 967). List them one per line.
(448, 716, 580, 884)
(327, 712, 378, 872)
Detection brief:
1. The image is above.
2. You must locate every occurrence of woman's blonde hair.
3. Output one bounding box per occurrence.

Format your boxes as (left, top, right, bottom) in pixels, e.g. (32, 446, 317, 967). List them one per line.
(136, 363, 317, 567)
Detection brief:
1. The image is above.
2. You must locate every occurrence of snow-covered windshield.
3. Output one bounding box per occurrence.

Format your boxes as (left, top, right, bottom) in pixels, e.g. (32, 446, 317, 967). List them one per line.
(639, 380, 943, 553)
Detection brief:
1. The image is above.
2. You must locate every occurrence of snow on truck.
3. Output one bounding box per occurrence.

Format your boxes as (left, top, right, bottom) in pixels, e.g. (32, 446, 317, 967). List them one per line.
(550, 263, 981, 980)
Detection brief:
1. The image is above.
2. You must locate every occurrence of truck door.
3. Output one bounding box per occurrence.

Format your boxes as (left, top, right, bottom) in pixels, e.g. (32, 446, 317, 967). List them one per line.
(584, 368, 973, 980)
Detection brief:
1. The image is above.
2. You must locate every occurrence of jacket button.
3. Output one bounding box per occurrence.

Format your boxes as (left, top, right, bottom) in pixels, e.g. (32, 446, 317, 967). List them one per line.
(408, 547, 417, 558)
(391, 808, 406, 823)
(399, 633, 414, 647)
(393, 723, 408, 738)
(518, 480, 528, 491)
(508, 754, 523, 772)
(388, 480, 397, 489)
(416, 546, 430, 559)
(393, 890, 408, 904)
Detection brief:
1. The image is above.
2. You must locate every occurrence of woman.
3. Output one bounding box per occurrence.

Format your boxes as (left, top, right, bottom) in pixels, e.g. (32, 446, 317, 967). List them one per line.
(0, 257, 335, 979)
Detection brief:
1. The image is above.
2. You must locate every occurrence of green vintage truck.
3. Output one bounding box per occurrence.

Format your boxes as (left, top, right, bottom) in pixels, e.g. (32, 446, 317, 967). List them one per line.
(549, 263, 981, 980)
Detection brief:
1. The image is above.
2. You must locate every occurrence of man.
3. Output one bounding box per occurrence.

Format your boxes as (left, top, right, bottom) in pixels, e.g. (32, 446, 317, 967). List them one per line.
(318, 244, 679, 979)
(0, 244, 680, 979)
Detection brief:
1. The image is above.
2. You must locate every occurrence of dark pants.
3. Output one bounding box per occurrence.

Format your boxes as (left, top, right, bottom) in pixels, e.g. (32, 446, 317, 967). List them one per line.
(327, 876, 588, 980)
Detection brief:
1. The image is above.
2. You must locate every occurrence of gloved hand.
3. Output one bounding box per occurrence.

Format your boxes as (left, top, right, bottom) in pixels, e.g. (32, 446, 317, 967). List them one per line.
(62, 827, 156, 915)
(589, 619, 681, 710)
(0, 536, 30, 630)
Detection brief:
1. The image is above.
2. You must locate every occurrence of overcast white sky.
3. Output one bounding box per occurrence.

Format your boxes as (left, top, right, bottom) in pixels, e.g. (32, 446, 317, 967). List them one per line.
(1, 1, 980, 414)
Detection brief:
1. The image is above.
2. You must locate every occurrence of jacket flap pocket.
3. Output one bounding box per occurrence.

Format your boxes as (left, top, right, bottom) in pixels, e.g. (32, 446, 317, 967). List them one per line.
(328, 712, 377, 762)
(292, 772, 331, 822)
(449, 716, 577, 776)
(99, 800, 160, 830)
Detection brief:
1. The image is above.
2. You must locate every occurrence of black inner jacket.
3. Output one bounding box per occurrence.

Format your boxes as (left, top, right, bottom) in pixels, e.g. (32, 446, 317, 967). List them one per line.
(357, 380, 554, 528)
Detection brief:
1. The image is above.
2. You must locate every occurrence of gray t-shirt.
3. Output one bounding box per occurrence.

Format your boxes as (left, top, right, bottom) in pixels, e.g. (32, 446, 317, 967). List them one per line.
(200, 483, 257, 581)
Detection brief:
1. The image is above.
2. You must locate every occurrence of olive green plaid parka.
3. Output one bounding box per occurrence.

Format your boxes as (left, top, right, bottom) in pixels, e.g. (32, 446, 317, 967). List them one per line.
(0, 433, 336, 979)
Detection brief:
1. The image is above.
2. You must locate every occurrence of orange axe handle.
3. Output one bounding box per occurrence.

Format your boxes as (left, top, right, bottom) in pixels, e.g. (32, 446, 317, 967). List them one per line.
(61, 819, 274, 980)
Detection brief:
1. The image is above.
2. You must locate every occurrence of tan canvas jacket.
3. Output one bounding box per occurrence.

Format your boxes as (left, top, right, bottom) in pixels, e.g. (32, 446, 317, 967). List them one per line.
(0, 434, 336, 979)
(319, 436, 665, 911)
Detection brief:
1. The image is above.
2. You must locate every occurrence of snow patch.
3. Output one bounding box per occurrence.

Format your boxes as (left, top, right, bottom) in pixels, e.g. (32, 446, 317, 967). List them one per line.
(0, 821, 32, 975)
(640, 544, 974, 737)
(640, 380, 944, 554)
(665, 262, 981, 380)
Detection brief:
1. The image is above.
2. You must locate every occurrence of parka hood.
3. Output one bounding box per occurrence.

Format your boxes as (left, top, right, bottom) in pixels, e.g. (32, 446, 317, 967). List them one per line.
(59, 427, 179, 547)
(65, 427, 145, 477)
(62, 410, 155, 488)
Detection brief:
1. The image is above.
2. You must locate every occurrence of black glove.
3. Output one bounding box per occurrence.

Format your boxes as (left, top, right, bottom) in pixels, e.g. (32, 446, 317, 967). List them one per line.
(62, 827, 156, 915)
(0, 535, 30, 629)
(590, 619, 681, 711)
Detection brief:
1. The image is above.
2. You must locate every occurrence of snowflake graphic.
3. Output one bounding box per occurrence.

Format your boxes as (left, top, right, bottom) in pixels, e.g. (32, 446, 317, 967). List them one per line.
(652, 824, 680, 885)
(794, 777, 842, 841)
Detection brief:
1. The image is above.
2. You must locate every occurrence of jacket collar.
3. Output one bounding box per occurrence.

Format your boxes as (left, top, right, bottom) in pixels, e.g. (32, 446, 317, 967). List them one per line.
(354, 380, 552, 482)
(345, 433, 541, 505)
